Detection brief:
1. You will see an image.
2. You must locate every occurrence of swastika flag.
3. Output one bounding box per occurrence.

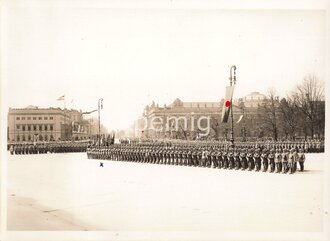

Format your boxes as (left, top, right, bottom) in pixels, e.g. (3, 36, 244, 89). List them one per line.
(221, 85, 235, 123)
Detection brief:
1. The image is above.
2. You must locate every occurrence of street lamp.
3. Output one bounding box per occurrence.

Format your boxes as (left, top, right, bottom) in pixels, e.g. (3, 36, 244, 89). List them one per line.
(98, 98, 103, 148)
(82, 109, 98, 140)
(229, 65, 237, 147)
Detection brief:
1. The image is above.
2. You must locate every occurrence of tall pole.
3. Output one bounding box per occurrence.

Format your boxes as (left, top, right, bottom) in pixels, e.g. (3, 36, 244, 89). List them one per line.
(229, 65, 237, 147)
(98, 98, 103, 148)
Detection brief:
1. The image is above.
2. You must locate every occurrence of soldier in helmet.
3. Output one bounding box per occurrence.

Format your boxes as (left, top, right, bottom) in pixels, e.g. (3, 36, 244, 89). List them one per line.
(187, 149, 192, 166)
(240, 148, 248, 170)
(261, 148, 269, 172)
(233, 148, 240, 170)
(192, 149, 198, 167)
(201, 149, 207, 167)
(288, 148, 295, 174)
(282, 148, 289, 173)
(198, 149, 203, 167)
(182, 149, 188, 166)
(247, 148, 254, 171)
(275, 148, 282, 173)
(217, 149, 223, 169)
(228, 148, 235, 169)
(9, 145, 14, 155)
(297, 148, 305, 171)
(211, 149, 217, 168)
(254, 147, 261, 171)
(268, 148, 275, 173)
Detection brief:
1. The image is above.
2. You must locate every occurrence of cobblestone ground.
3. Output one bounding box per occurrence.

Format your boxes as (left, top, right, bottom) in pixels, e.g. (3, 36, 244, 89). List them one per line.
(7, 152, 325, 231)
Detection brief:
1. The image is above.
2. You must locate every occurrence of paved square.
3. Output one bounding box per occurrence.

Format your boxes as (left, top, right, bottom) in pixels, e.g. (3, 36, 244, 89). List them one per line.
(8, 152, 324, 231)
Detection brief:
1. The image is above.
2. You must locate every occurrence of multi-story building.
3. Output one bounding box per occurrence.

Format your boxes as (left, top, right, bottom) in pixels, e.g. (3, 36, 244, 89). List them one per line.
(134, 92, 267, 140)
(7, 106, 90, 142)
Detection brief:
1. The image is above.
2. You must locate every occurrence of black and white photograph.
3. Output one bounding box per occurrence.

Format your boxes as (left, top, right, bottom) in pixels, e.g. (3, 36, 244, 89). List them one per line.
(0, 0, 329, 240)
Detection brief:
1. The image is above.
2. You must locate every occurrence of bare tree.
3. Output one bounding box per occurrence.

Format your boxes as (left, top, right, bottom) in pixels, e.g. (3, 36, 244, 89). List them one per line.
(279, 96, 299, 139)
(292, 74, 325, 139)
(257, 88, 280, 141)
(210, 116, 221, 139)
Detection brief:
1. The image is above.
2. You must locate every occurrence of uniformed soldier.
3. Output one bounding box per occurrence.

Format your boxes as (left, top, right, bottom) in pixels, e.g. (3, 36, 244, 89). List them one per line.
(192, 149, 198, 167)
(228, 148, 235, 169)
(268, 148, 275, 173)
(217, 149, 223, 169)
(187, 149, 193, 166)
(261, 148, 269, 172)
(222, 149, 229, 169)
(297, 148, 305, 171)
(234, 148, 241, 170)
(201, 149, 207, 167)
(240, 148, 248, 170)
(211, 149, 217, 168)
(254, 148, 261, 171)
(288, 148, 295, 174)
(247, 148, 254, 171)
(282, 148, 289, 173)
(9, 145, 14, 155)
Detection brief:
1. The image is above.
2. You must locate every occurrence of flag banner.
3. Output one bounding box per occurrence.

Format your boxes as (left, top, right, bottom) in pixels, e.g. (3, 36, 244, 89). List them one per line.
(57, 95, 65, 101)
(82, 109, 98, 114)
(221, 85, 235, 123)
(33, 134, 39, 146)
(236, 114, 244, 124)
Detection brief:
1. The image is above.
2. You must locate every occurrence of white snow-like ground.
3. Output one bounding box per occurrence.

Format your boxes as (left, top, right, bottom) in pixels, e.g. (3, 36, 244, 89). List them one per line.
(7, 152, 325, 232)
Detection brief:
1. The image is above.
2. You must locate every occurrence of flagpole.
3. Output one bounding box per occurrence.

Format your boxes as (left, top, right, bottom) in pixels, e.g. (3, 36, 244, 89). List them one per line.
(98, 98, 103, 148)
(229, 65, 236, 147)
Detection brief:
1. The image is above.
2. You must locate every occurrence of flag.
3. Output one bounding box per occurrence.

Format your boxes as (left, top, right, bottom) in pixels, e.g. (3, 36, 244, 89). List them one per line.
(57, 95, 65, 101)
(82, 109, 97, 114)
(221, 86, 235, 123)
(33, 134, 39, 146)
(236, 115, 244, 124)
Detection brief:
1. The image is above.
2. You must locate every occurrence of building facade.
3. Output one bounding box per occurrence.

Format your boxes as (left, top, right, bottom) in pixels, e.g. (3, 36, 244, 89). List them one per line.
(8, 106, 91, 142)
(134, 92, 267, 140)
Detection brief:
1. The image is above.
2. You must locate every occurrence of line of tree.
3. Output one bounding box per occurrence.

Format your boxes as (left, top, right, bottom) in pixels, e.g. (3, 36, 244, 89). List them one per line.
(256, 74, 325, 141)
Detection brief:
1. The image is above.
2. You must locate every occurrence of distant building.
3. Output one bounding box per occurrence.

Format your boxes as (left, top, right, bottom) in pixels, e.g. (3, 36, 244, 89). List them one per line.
(134, 92, 267, 140)
(7, 106, 91, 142)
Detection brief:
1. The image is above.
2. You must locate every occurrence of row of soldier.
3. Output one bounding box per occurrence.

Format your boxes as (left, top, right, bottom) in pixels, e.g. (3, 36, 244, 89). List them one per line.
(99, 139, 322, 153)
(87, 143, 306, 174)
(9, 142, 88, 155)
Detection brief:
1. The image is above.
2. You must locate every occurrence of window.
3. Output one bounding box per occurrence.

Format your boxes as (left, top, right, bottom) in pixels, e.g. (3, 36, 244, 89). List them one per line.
(50, 117, 53, 120)
(16, 135, 20, 141)
(16, 117, 20, 120)
(27, 125, 31, 131)
(27, 117, 31, 120)
(50, 125, 53, 131)
(33, 117, 36, 120)
(22, 125, 25, 131)
(50, 134, 54, 141)
(28, 135, 31, 141)
(38, 117, 42, 120)
(44, 135, 48, 141)
(33, 125, 37, 131)
(39, 125, 43, 131)
(44, 125, 48, 131)
(22, 117, 25, 120)
(16, 125, 20, 130)
(44, 117, 48, 120)
(22, 135, 26, 141)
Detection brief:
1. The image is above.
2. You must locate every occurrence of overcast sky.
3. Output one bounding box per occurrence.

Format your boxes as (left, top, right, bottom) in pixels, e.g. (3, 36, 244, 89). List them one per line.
(3, 0, 326, 130)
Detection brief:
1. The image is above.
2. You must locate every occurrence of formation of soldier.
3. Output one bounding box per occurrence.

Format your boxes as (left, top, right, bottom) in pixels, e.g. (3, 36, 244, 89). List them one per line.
(87, 141, 309, 174)
(8, 142, 88, 155)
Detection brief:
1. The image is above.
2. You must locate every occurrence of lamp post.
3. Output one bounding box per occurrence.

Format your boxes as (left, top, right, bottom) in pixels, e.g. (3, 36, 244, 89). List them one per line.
(98, 98, 103, 148)
(229, 65, 237, 147)
(82, 109, 98, 141)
